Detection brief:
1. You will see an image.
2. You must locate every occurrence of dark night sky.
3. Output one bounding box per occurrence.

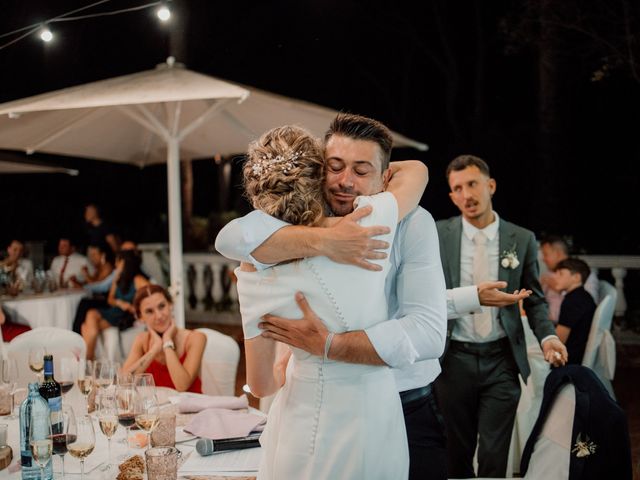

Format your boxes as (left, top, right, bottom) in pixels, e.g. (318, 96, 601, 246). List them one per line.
(1, 0, 639, 258)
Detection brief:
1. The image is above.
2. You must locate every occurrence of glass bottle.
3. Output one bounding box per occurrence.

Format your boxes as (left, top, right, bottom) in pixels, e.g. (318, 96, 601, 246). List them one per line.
(19, 383, 53, 480)
(39, 355, 62, 436)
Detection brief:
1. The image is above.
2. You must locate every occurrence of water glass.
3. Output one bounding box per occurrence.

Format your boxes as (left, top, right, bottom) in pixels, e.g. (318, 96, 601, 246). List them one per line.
(145, 446, 180, 480)
(150, 409, 176, 447)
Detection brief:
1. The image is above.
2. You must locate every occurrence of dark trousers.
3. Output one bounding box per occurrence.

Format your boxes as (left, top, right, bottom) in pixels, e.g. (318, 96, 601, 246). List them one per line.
(402, 388, 448, 480)
(435, 339, 521, 479)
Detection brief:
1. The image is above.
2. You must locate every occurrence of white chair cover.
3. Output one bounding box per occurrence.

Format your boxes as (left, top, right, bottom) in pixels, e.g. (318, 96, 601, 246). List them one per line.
(94, 323, 146, 362)
(195, 328, 240, 396)
(505, 316, 550, 477)
(469, 384, 575, 480)
(582, 280, 616, 398)
(523, 384, 574, 479)
(6, 326, 86, 389)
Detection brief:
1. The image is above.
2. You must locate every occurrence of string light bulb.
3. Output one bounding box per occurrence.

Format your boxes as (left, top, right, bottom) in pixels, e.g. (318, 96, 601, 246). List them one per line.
(156, 3, 171, 22)
(39, 25, 53, 42)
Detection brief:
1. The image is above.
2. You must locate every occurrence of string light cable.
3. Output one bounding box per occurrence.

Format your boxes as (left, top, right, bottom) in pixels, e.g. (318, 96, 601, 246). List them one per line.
(0, 0, 171, 51)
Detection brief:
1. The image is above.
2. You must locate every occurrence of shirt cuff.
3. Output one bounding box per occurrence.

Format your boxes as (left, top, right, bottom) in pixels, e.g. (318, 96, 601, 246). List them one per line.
(540, 335, 559, 345)
(365, 319, 419, 368)
(449, 285, 482, 316)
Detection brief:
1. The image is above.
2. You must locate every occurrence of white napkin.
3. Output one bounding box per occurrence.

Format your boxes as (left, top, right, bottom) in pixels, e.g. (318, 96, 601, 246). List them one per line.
(183, 407, 266, 440)
(176, 393, 249, 413)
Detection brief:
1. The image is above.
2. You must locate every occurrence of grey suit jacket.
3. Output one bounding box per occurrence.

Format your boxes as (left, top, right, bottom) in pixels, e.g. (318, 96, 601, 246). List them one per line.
(436, 216, 554, 381)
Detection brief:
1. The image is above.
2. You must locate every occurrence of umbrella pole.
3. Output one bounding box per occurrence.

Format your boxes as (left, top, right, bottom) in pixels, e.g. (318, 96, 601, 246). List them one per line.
(167, 136, 185, 328)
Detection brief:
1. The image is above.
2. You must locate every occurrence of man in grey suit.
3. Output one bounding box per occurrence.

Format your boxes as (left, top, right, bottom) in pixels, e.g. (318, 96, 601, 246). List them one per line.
(434, 154, 568, 478)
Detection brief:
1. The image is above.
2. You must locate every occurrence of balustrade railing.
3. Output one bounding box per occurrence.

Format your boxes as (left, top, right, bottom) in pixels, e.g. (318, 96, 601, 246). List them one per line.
(138, 244, 639, 322)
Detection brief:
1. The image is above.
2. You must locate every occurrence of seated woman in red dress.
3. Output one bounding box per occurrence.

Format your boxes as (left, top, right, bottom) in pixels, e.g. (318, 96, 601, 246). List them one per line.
(121, 285, 206, 393)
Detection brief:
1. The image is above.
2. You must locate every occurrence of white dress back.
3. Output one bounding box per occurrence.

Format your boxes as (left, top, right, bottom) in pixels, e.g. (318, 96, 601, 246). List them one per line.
(236, 192, 409, 480)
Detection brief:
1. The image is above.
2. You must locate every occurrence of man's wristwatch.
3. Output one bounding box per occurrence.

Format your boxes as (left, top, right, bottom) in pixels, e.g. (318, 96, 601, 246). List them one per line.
(163, 340, 175, 350)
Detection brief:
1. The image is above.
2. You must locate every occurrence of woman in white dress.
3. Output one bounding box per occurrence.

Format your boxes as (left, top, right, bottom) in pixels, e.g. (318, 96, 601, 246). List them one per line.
(233, 124, 428, 479)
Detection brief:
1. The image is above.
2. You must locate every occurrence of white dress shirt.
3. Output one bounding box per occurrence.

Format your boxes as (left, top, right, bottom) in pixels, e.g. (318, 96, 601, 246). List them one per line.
(1, 258, 34, 284)
(50, 253, 89, 286)
(451, 213, 507, 342)
(216, 206, 449, 392)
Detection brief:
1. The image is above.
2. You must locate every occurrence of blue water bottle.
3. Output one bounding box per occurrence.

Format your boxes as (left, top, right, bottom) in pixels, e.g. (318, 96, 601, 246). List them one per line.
(19, 383, 53, 480)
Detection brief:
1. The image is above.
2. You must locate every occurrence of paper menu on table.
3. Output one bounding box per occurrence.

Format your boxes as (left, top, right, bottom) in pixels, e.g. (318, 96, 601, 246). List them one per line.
(179, 446, 261, 473)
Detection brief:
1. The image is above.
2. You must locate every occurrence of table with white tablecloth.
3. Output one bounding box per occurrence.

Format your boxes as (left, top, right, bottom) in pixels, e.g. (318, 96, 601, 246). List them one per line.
(0, 387, 260, 479)
(1, 290, 87, 330)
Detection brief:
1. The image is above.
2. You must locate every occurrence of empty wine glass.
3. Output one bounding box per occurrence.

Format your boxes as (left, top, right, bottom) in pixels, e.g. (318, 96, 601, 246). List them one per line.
(77, 360, 94, 414)
(134, 373, 156, 401)
(67, 415, 95, 480)
(94, 361, 115, 391)
(28, 347, 45, 381)
(58, 358, 76, 400)
(97, 393, 119, 470)
(1, 357, 18, 418)
(134, 393, 160, 451)
(29, 412, 53, 480)
(51, 404, 76, 479)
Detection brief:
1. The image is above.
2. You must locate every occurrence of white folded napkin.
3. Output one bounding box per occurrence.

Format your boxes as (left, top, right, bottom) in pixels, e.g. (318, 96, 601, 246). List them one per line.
(183, 407, 266, 440)
(176, 393, 249, 413)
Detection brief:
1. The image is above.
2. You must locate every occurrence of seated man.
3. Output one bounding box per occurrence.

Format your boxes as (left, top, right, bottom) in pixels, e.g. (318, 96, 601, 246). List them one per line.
(553, 258, 597, 364)
(50, 237, 89, 288)
(540, 235, 599, 324)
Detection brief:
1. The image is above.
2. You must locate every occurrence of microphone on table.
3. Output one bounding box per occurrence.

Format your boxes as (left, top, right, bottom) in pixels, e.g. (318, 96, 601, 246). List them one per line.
(195, 433, 261, 456)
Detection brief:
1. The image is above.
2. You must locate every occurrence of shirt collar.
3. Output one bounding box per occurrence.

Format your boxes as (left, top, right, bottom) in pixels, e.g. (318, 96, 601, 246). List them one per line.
(462, 211, 500, 242)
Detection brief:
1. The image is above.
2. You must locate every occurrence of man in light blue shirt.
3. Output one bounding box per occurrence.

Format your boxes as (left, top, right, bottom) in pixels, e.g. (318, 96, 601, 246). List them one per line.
(216, 113, 530, 480)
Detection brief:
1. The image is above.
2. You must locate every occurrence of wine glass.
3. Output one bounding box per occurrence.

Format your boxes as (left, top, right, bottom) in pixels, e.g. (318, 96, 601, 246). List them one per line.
(58, 358, 76, 400)
(77, 360, 94, 414)
(29, 412, 53, 480)
(28, 346, 45, 381)
(97, 393, 119, 470)
(67, 415, 95, 480)
(1, 357, 18, 418)
(134, 393, 160, 450)
(51, 404, 76, 479)
(134, 373, 156, 401)
(95, 361, 118, 391)
(115, 383, 137, 459)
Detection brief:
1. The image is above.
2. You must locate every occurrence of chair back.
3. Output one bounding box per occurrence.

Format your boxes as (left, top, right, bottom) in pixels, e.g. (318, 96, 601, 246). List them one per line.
(6, 327, 86, 389)
(597, 279, 617, 306)
(195, 328, 240, 396)
(582, 281, 617, 397)
(582, 286, 615, 369)
(524, 383, 575, 479)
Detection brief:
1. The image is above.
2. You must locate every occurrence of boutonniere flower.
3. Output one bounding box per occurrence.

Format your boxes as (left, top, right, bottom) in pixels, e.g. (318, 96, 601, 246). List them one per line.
(500, 245, 520, 269)
(572, 433, 597, 458)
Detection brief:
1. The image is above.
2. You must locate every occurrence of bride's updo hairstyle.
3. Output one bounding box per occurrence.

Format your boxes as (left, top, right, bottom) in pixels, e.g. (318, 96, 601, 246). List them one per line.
(243, 125, 325, 226)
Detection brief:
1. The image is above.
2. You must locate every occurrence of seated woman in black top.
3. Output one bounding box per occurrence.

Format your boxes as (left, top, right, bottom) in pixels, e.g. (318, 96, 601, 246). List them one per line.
(554, 258, 597, 364)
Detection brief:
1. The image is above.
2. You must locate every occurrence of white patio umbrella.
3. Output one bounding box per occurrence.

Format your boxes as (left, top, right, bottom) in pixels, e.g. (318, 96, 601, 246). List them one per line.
(0, 57, 428, 327)
(0, 158, 78, 175)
